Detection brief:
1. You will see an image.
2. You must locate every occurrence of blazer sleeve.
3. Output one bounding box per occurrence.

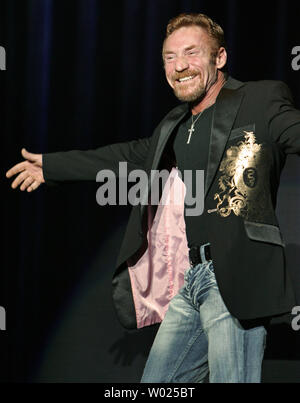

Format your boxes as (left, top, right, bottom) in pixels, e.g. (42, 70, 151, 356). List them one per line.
(42, 137, 151, 184)
(267, 81, 300, 155)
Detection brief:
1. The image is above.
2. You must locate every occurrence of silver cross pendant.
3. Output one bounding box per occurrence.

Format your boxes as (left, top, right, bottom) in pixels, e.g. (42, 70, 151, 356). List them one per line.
(187, 125, 195, 144)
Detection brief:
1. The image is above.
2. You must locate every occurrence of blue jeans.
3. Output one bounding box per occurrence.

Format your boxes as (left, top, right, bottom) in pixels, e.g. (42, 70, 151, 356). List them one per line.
(141, 246, 267, 383)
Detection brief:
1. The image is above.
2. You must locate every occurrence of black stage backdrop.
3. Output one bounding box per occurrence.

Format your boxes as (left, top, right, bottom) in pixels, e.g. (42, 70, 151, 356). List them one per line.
(1, 0, 300, 383)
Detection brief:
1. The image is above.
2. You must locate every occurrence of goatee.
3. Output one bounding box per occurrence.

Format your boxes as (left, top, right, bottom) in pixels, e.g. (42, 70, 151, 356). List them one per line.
(173, 84, 206, 103)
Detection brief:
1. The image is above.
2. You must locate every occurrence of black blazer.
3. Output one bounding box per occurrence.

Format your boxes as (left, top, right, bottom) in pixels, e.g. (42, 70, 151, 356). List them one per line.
(43, 76, 300, 329)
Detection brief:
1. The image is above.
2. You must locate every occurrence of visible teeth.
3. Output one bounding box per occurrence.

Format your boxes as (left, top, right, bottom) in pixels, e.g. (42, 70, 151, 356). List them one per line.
(179, 76, 195, 82)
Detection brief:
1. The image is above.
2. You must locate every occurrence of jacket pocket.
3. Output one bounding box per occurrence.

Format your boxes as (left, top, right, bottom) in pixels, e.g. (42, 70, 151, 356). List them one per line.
(229, 123, 256, 141)
(244, 221, 285, 247)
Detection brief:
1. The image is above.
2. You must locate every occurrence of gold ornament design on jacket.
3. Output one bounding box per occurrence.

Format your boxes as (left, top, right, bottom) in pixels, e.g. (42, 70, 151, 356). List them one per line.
(212, 131, 270, 220)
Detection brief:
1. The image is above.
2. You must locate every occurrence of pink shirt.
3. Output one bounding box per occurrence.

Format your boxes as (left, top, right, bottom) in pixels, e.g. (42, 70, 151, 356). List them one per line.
(127, 168, 190, 329)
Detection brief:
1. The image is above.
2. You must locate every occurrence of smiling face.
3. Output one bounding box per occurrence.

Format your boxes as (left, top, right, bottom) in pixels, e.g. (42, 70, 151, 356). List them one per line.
(163, 25, 227, 103)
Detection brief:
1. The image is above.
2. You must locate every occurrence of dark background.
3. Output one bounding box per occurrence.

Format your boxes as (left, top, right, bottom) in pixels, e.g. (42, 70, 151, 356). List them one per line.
(1, 0, 300, 383)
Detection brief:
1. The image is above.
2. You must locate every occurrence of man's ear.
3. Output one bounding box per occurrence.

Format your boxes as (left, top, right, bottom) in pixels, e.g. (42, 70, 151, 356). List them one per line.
(216, 47, 227, 70)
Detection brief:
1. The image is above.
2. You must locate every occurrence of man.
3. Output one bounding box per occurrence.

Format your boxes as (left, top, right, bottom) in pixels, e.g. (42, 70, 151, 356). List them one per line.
(6, 13, 300, 383)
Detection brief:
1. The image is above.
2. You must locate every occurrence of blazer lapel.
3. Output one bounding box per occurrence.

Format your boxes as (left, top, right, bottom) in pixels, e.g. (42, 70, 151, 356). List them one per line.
(205, 77, 245, 198)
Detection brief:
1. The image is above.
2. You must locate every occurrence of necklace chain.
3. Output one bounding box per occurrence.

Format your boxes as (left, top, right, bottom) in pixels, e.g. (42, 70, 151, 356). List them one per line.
(187, 112, 203, 144)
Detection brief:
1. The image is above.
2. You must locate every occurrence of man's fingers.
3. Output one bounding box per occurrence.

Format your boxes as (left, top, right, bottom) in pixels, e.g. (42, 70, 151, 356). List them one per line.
(20, 176, 35, 191)
(11, 171, 28, 189)
(6, 161, 27, 178)
(10, 170, 41, 192)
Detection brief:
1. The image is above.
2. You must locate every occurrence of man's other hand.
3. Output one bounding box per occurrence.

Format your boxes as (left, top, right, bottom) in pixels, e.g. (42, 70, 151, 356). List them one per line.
(6, 148, 45, 192)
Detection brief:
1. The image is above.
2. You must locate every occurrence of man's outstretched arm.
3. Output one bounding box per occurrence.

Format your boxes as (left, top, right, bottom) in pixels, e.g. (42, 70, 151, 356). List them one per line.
(6, 137, 151, 192)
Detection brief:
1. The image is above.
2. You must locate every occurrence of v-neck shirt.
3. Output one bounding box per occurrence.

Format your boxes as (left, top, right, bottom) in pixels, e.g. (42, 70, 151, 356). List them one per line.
(172, 104, 215, 247)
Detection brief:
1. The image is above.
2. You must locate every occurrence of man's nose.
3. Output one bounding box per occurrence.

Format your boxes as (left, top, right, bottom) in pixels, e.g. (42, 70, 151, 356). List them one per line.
(175, 56, 189, 72)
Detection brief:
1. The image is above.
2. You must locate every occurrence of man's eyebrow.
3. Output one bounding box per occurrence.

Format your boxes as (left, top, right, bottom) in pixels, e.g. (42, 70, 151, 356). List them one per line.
(184, 45, 200, 51)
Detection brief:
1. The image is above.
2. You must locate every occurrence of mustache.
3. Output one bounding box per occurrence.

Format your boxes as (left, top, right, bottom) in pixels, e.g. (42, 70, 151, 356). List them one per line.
(172, 70, 200, 81)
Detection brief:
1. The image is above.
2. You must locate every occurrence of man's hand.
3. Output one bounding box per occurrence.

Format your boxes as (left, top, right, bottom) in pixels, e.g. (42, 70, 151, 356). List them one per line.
(6, 148, 45, 192)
